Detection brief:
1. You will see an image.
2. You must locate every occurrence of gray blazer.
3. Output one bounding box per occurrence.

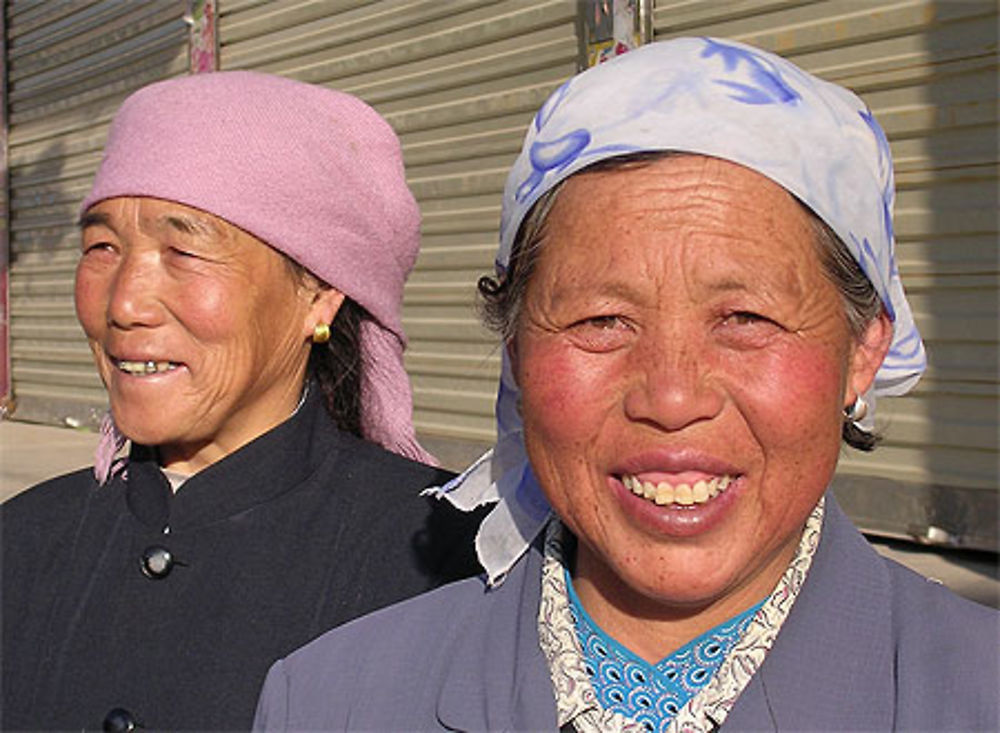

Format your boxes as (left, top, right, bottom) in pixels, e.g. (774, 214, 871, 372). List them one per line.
(254, 496, 999, 731)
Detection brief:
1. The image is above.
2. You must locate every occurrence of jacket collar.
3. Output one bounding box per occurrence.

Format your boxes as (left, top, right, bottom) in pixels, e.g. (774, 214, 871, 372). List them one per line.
(123, 385, 339, 530)
(724, 494, 897, 730)
(433, 496, 899, 732)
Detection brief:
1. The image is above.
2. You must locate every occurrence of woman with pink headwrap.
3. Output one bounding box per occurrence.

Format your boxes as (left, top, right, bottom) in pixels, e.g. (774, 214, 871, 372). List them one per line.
(1, 72, 481, 731)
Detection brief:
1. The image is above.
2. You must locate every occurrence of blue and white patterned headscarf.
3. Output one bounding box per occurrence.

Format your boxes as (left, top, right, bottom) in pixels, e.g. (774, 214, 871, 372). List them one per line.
(428, 37, 926, 584)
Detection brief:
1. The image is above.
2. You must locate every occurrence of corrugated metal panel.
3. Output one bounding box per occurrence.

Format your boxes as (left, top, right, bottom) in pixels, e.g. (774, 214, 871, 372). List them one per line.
(219, 0, 579, 442)
(654, 0, 999, 549)
(1, 5, 9, 407)
(6, 0, 188, 426)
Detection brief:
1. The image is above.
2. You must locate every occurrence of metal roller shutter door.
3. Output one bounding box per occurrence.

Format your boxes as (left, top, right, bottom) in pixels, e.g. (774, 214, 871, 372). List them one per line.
(218, 0, 580, 454)
(6, 0, 188, 427)
(653, 0, 998, 550)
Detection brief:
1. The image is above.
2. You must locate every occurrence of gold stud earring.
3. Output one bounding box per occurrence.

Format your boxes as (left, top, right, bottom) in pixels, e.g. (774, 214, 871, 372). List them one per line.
(312, 323, 331, 344)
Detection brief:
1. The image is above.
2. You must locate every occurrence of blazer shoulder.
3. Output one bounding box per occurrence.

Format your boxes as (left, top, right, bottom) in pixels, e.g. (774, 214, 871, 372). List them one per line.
(884, 555, 999, 729)
(885, 555, 999, 644)
(276, 545, 537, 686)
(884, 554, 998, 634)
(256, 576, 490, 728)
(302, 574, 487, 663)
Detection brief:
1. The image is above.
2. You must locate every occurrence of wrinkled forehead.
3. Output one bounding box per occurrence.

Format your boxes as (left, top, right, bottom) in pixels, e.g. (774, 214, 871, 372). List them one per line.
(532, 153, 826, 294)
(80, 196, 240, 243)
(498, 37, 893, 306)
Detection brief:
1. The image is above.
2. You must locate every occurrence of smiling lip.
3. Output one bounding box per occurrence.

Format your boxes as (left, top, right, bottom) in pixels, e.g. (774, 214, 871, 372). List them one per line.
(622, 472, 734, 507)
(610, 451, 745, 537)
(114, 359, 180, 375)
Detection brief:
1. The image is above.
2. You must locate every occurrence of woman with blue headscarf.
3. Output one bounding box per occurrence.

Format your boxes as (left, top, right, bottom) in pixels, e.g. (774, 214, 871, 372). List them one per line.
(253, 38, 998, 732)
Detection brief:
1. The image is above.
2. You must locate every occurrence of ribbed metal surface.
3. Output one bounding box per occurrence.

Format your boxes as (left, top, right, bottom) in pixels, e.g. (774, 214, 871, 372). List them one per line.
(1, 5, 9, 404)
(220, 0, 579, 441)
(6, 0, 188, 426)
(655, 0, 999, 548)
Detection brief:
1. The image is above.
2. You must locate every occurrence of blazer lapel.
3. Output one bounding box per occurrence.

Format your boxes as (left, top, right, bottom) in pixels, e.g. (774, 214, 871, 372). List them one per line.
(724, 496, 897, 730)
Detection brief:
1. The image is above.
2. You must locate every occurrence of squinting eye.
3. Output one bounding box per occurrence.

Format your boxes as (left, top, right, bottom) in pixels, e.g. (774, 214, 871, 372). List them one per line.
(567, 315, 633, 352)
(584, 315, 622, 329)
(726, 311, 770, 326)
(82, 241, 114, 255)
(717, 310, 783, 349)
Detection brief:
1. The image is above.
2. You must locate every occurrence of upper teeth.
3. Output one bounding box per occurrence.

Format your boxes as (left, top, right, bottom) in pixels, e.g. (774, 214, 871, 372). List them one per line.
(622, 473, 733, 506)
(116, 360, 178, 374)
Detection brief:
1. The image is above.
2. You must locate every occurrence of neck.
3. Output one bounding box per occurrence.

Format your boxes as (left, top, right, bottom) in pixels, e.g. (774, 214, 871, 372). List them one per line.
(158, 381, 309, 476)
(570, 540, 790, 663)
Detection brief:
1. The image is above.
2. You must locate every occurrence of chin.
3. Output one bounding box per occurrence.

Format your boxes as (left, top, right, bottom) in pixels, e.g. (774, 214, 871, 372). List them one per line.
(110, 407, 177, 448)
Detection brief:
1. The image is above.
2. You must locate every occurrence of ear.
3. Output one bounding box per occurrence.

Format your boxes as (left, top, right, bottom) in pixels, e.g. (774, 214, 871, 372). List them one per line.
(845, 310, 893, 408)
(302, 286, 346, 341)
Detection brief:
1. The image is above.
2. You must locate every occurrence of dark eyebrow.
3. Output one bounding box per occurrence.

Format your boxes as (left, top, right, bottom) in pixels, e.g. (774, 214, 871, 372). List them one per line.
(77, 208, 223, 239)
(162, 213, 221, 238)
(78, 211, 111, 230)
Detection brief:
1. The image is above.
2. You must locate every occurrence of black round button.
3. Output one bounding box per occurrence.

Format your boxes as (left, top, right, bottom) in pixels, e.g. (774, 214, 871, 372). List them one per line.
(140, 545, 174, 579)
(103, 707, 141, 731)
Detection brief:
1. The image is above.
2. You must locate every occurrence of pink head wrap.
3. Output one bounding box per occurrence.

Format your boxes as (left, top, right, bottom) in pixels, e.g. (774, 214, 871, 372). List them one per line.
(83, 71, 434, 471)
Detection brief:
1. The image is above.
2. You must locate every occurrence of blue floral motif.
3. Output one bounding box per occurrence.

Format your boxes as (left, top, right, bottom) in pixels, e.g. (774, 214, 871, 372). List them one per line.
(530, 129, 592, 171)
(860, 108, 896, 243)
(534, 79, 572, 131)
(887, 329, 925, 362)
(701, 38, 800, 105)
(860, 108, 892, 178)
(515, 129, 592, 203)
(514, 172, 543, 204)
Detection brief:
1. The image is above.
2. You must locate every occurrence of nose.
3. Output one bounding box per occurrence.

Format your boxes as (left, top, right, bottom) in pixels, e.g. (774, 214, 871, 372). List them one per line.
(622, 326, 724, 432)
(106, 250, 164, 329)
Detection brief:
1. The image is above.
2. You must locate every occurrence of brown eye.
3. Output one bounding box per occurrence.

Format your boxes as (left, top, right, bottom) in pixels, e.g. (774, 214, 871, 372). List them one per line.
(717, 310, 783, 349)
(727, 311, 769, 325)
(82, 240, 115, 256)
(568, 315, 633, 352)
(586, 315, 622, 329)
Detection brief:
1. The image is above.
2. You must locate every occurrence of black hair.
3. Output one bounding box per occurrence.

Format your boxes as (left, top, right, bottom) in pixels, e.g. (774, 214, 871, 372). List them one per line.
(308, 297, 368, 439)
(282, 256, 368, 439)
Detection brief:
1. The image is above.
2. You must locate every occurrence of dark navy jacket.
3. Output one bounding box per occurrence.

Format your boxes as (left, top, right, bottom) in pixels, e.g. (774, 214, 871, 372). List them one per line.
(2, 388, 482, 731)
(254, 496, 999, 731)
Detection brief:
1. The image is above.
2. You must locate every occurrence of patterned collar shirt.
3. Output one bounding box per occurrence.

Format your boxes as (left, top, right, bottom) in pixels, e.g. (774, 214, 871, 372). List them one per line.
(538, 498, 826, 733)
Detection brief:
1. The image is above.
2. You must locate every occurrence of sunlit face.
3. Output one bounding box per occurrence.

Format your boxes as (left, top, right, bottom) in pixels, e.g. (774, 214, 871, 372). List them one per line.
(75, 197, 339, 473)
(513, 156, 888, 642)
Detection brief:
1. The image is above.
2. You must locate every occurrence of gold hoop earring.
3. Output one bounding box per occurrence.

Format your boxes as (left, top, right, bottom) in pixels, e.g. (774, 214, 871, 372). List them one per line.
(312, 323, 331, 344)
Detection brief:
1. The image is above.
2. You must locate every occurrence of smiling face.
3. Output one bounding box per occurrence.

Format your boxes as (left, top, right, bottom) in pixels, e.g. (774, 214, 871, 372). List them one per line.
(75, 197, 341, 473)
(512, 155, 889, 655)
